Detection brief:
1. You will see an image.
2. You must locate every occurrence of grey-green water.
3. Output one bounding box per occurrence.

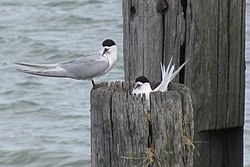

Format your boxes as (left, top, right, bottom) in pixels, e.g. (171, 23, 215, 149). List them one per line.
(0, 0, 122, 166)
(0, 0, 250, 166)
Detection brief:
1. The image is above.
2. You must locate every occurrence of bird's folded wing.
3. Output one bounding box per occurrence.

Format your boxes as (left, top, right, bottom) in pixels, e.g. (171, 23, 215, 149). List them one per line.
(61, 56, 109, 79)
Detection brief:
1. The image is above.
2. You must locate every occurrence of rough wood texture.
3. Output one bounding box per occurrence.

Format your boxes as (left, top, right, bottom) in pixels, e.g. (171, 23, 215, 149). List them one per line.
(123, 0, 163, 81)
(184, 0, 245, 131)
(123, 0, 245, 130)
(122, 0, 245, 166)
(168, 83, 194, 167)
(184, 1, 245, 166)
(90, 82, 194, 167)
(123, 0, 186, 82)
(150, 91, 184, 167)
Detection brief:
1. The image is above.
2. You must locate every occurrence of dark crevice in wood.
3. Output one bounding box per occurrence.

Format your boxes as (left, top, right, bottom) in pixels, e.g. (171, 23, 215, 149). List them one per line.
(181, 0, 187, 18)
(179, 44, 186, 84)
(226, 0, 230, 126)
(215, 0, 220, 130)
(127, 0, 132, 81)
(148, 111, 153, 148)
(179, 0, 187, 84)
(161, 13, 165, 67)
(130, 6, 136, 17)
(156, 0, 168, 69)
(109, 95, 114, 165)
(126, 107, 134, 158)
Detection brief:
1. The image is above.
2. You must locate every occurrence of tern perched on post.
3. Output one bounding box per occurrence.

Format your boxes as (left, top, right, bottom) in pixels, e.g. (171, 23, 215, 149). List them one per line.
(16, 39, 117, 87)
(132, 57, 189, 109)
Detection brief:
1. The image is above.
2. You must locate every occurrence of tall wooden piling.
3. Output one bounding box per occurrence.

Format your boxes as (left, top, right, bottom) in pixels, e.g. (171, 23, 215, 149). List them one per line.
(123, 0, 245, 166)
(90, 82, 194, 167)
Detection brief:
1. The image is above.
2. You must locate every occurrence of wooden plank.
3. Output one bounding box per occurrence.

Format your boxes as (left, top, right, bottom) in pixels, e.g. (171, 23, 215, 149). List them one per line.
(123, 0, 163, 81)
(150, 91, 184, 167)
(90, 88, 113, 167)
(122, 0, 245, 165)
(111, 92, 149, 167)
(91, 82, 194, 166)
(168, 83, 194, 166)
(226, 0, 245, 128)
(239, 0, 246, 126)
(184, 0, 245, 131)
(163, 0, 185, 82)
(185, 0, 218, 131)
(123, 0, 245, 130)
(216, 0, 229, 129)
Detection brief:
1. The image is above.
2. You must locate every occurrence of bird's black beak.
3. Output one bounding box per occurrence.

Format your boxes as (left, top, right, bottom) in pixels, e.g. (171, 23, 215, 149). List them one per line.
(134, 83, 141, 89)
(102, 48, 109, 56)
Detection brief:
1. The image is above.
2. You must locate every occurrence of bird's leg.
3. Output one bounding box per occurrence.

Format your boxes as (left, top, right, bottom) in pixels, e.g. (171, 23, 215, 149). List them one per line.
(91, 80, 96, 87)
(91, 80, 101, 89)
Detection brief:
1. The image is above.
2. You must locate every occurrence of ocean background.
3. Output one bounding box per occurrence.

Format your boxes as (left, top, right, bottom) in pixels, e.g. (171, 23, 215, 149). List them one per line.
(0, 0, 249, 166)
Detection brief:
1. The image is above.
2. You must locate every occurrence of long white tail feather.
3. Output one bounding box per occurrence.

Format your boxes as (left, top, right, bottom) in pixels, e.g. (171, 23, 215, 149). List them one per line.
(15, 62, 58, 69)
(155, 58, 189, 92)
(162, 64, 175, 91)
(166, 56, 173, 75)
(155, 63, 174, 91)
(17, 67, 70, 78)
(160, 63, 165, 80)
(170, 59, 189, 81)
(156, 57, 173, 91)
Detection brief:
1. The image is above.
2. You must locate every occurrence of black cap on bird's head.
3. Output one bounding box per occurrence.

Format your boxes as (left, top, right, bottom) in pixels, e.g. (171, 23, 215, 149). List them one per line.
(135, 76, 150, 83)
(102, 39, 116, 47)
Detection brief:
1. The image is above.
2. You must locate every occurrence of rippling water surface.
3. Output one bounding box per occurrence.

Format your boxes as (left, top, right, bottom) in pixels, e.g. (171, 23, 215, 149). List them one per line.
(1, 0, 250, 166)
(0, 0, 122, 166)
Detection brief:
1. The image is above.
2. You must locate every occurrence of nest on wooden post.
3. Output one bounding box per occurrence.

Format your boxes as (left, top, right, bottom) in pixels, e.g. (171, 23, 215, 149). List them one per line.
(90, 81, 194, 167)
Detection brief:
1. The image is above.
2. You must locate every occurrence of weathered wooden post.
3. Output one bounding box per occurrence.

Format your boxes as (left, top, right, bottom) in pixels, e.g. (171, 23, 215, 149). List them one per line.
(123, 0, 245, 167)
(90, 82, 194, 166)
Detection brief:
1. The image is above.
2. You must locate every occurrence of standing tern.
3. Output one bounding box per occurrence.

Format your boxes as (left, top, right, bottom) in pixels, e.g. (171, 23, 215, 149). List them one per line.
(16, 39, 117, 87)
(132, 58, 189, 110)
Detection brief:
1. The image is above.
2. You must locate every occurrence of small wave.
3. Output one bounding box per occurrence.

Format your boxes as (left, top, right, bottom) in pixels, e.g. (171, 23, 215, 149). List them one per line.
(16, 80, 43, 87)
(59, 15, 93, 25)
(0, 25, 13, 31)
(16, 100, 39, 107)
(0, 149, 37, 166)
(86, 0, 101, 4)
(44, 1, 87, 8)
(17, 36, 33, 43)
(0, 100, 40, 113)
(54, 157, 90, 167)
(0, 90, 17, 96)
(0, 148, 89, 167)
(0, 2, 20, 6)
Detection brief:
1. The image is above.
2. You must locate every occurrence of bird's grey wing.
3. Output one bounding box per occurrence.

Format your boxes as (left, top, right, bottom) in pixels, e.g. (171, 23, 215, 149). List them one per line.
(59, 53, 99, 65)
(60, 55, 109, 80)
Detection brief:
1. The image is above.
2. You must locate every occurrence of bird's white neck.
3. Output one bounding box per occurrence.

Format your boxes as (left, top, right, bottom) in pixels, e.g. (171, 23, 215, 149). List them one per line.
(107, 46, 117, 67)
(132, 82, 152, 110)
(102, 46, 118, 73)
